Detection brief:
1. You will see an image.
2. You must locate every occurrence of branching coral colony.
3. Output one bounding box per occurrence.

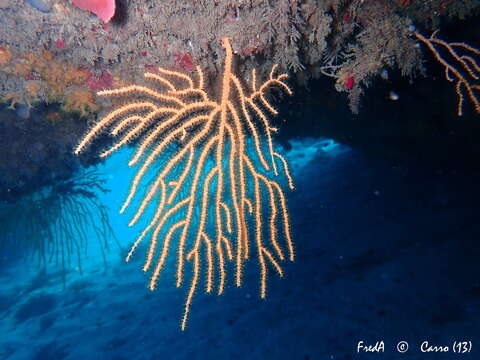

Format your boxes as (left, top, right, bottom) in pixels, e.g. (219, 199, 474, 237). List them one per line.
(318, 1, 480, 115)
(414, 31, 480, 116)
(75, 38, 295, 330)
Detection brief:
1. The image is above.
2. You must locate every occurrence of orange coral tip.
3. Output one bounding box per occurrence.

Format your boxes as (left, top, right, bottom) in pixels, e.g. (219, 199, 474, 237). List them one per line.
(72, 0, 116, 23)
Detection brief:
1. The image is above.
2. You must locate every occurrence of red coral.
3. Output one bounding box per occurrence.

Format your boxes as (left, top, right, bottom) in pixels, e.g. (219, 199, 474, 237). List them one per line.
(86, 70, 113, 91)
(55, 39, 65, 49)
(346, 76, 355, 89)
(174, 52, 194, 72)
(242, 46, 258, 57)
(437, 0, 452, 10)
(343, 13, 352, 22)
(72, 0, 116, 23)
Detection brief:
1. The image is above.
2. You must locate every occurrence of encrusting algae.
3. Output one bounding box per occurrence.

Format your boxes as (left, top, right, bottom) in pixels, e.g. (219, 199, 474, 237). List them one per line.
(63, 90, 99, 117)
(0, 48, 103, 117)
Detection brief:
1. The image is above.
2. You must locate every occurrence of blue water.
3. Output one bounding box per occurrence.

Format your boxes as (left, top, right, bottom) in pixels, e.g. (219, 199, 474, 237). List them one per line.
(1, 135, 479, 360)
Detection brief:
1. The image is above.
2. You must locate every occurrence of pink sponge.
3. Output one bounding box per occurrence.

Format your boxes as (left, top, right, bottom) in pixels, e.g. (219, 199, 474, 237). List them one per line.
(72, 0, 115, 23)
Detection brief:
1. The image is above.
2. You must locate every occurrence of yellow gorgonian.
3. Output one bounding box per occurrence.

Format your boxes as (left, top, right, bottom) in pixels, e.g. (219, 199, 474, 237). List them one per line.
(75, 38, 295, 330)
